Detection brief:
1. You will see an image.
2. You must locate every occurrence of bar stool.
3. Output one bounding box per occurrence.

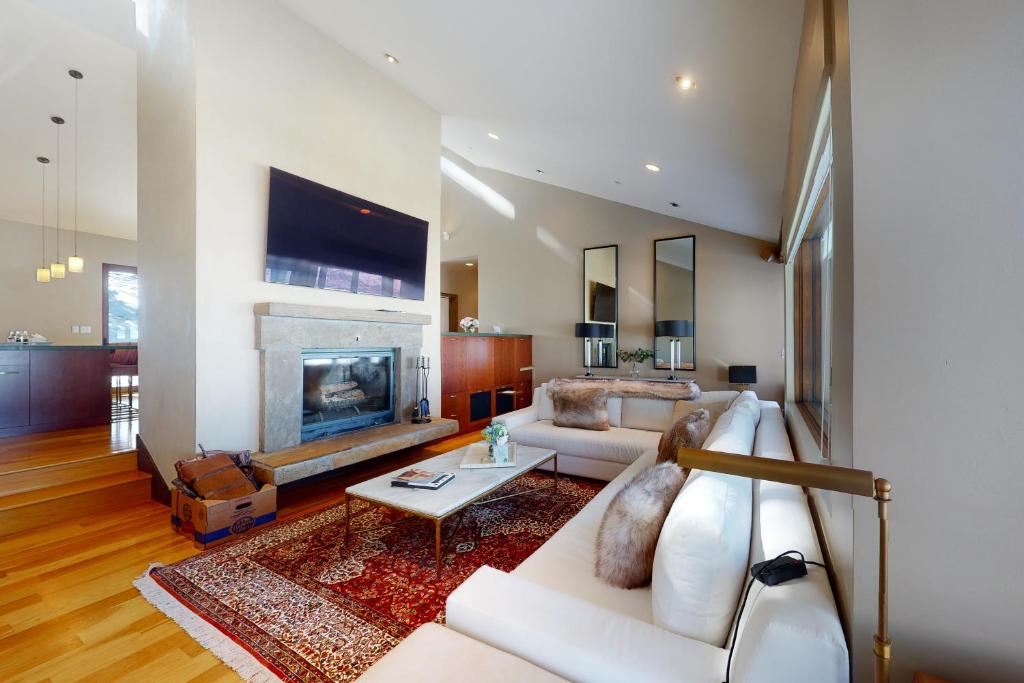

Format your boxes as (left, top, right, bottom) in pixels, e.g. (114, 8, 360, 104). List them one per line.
(110, 348, 139, 419)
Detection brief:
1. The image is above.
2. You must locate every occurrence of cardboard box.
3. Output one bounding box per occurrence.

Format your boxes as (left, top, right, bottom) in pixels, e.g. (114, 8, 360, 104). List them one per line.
(171, 484, 277, 550)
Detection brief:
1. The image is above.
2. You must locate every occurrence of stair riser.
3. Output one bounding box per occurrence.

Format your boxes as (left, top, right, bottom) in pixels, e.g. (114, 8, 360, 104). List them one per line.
(0, 477, 151, 537)
(0, 453, 138, 496)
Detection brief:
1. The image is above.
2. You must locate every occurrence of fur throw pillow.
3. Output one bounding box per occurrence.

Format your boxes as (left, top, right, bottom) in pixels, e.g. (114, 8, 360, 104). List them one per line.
(595, 462, 687, 588)
(552, 386, 610, 431)
(657, 408, 712, 464)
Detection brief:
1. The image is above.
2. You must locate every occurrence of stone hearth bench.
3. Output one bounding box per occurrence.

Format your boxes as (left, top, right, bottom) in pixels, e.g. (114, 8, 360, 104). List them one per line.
(252, 419, 458, 485)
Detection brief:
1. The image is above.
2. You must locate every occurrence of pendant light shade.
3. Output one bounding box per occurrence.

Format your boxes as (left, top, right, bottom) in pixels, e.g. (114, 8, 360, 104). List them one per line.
(36, 156, 50, 283)
(68, 69, 85, 273)
(49, 115, 66, 278)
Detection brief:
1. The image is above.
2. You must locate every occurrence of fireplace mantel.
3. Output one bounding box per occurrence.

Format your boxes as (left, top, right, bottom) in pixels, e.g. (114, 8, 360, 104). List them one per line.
(255, 302, 432, 453)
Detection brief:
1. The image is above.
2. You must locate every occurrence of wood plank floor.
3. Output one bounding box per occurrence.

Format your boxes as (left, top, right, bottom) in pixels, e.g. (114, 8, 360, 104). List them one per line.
(0, 427, 481, 682)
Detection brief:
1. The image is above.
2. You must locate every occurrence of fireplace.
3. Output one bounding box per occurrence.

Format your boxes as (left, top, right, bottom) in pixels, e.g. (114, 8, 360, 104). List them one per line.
(301, 349, 396, 441)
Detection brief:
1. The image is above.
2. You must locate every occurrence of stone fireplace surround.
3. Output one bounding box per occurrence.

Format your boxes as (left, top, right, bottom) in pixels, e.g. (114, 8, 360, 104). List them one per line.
(255, 302, 430, 453)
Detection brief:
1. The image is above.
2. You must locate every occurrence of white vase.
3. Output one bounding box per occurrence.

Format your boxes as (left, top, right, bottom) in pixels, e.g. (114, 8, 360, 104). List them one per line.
(496, 435, 509, 447)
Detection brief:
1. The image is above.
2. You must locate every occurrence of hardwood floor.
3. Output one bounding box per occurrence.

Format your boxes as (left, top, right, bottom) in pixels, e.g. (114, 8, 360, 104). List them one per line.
(0, 427, 481, 682)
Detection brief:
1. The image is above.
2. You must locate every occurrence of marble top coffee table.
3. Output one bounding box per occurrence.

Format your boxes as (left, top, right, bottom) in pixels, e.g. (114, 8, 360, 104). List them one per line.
(344, 443, 557, 580)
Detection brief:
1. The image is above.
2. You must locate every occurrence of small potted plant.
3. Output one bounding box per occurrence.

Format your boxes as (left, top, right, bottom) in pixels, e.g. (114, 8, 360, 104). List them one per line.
(459, 316, 480, 333)
(617, 347, 654, 378)
(481, 420, 509, 447)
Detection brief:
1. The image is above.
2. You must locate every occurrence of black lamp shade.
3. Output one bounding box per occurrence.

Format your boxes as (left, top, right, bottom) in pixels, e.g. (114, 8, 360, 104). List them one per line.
(654, 319, 694, 337)
(728, 365, 757, 384)
(575, 322, 614, 338)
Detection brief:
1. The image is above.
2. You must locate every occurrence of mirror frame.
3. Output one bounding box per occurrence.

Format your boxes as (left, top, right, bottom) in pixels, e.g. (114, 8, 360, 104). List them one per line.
(582, 244, 619, 369)
(653, 235, 696, 371)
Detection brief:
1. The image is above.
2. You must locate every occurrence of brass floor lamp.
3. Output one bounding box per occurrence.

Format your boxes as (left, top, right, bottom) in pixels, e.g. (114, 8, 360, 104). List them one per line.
(675, 447, 892, 683)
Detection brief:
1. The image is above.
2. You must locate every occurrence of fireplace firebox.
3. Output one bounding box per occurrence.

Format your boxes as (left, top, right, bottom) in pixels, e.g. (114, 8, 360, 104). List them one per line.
(301, 349, 396, 441)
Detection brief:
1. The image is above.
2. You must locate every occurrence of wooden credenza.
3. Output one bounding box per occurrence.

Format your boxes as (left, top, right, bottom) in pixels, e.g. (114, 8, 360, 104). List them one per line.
(440, 334, 533, 435)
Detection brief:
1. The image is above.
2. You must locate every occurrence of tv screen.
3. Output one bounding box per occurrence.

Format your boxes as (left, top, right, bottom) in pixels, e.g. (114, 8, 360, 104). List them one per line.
(264, 167, 429, 300)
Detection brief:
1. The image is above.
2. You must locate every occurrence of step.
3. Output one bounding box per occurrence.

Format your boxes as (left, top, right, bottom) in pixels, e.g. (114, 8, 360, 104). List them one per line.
(0, 470, 152, 537)
(0, 452, 139, 496)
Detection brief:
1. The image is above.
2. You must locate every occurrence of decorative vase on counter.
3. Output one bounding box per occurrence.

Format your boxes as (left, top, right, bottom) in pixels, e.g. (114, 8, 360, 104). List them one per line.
(630, 362, 641, 378)
(459, 316, 480, 333)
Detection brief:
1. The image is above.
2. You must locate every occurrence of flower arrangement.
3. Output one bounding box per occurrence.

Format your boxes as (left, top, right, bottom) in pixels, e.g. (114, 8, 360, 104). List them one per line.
(617, 347, 654, 377)
(481, 420, 509, 446)
(459, 316, 480, 333)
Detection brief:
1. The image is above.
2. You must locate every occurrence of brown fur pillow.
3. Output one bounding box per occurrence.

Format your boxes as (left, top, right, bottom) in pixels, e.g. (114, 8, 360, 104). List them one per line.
(552, 387, 610, 431)
(595, 462, 687, 588)
(657, 408, 712, 463)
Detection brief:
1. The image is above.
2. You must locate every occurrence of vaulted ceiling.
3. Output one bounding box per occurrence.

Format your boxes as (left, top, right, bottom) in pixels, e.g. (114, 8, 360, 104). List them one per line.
(279, 0, 804, 239)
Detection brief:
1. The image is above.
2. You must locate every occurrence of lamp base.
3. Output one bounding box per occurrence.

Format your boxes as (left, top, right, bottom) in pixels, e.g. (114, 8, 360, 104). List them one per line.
(735, 383, 750, 393)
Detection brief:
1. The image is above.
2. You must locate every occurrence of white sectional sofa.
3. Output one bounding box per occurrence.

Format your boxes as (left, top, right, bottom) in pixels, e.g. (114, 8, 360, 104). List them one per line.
(358, 394, 848, 683)
(494, 383, 741, 480)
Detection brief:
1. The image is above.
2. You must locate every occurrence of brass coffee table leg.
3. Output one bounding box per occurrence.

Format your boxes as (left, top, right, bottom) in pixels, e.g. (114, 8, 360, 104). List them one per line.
(434, 518, 443, 580)
(344, 494, 350, 545)
(553, 453, 558, 494)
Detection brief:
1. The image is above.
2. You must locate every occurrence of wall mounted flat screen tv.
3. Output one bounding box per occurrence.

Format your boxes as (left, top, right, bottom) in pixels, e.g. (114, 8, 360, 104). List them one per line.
(264, 167, 429, 300)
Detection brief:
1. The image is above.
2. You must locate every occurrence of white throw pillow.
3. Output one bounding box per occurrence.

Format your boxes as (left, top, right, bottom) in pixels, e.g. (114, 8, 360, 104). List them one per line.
(650, 471, 753, 646)
(702, 391, 761, 455)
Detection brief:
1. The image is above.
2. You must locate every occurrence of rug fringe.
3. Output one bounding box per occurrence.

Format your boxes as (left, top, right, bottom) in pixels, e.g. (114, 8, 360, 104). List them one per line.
(133, 563, 282, 683)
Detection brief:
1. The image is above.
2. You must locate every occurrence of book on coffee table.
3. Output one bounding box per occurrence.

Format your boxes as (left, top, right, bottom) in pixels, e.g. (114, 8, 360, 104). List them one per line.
(390, 469, 455, 489)
(460, 442, 518, 469)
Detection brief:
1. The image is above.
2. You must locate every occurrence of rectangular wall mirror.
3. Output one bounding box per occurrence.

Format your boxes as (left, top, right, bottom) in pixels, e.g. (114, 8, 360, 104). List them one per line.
(654, 236, 696, 372)
(582, 245, 618, 368)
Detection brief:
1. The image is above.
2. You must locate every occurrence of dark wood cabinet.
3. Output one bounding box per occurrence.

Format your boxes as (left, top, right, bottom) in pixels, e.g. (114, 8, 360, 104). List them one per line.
(440, 334, 533, 435)
(0, 348, 114, 437)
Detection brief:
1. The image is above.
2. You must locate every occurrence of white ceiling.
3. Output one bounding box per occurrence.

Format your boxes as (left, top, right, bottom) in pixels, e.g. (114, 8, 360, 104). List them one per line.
(0, 0, 137, 240)
(279, 0, 804, 240)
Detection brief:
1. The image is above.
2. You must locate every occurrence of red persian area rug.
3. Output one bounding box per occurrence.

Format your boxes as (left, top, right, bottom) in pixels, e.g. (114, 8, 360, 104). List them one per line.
(135, 472, 601, 682)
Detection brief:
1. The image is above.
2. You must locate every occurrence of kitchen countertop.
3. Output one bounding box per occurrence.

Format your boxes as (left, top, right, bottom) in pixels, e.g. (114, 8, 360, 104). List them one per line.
(0, 343, 138, 351)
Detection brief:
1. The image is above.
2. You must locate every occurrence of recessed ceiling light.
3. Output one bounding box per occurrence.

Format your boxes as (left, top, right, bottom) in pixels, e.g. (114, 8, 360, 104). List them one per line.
(645, 163, 661, 173)
(614, 180, 622, 185)
(675, 75, 696, 91)
(669, 201, 680, 207)
(465, 262, 475, 267)
(487, 132, 500, 140)
(384, 53, 399, 64)
(536, 169, 545, 175)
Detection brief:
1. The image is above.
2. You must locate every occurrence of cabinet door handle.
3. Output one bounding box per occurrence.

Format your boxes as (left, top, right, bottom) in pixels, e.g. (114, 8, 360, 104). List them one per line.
(0, 370, 20, 375)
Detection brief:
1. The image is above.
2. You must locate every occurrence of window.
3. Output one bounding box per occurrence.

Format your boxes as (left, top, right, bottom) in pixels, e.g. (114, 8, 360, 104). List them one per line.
(789, 118, 834, 458)
(103, 264, 139, 344)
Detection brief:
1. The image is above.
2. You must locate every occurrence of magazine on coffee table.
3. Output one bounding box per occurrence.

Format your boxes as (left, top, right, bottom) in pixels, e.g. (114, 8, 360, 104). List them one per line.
(460, 442, 518, 469)
(390, 469, 455, 489)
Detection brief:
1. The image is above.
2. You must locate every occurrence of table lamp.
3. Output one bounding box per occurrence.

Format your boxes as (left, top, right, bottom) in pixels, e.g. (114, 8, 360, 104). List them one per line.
(728, 365, 757, 392)
(654, 319, 693, 380)
(575, 323, 615, 377)
(675, 446, 892, 683)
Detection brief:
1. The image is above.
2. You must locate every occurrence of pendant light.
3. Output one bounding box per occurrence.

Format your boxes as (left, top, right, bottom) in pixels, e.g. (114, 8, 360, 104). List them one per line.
(67, 69, 84, 273)
(49, 115, 66, 278)
(36, 157, 51, 283)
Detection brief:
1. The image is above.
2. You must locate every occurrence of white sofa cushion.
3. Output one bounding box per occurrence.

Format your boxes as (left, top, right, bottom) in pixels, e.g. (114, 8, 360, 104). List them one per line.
(446, 566, 727, 683)
(508, 420, 661, 466)
(730, 401, 849, 683)
(514, 451, 659, 621)
(651, 470, 753, 646)
(620, 397, 676, 431)
(702, 390, 761, 454)
(356, 623, 566, 682)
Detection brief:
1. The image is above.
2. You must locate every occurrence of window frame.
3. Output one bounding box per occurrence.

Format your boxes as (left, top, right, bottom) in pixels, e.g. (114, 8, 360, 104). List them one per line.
(102, 263, 139, 346)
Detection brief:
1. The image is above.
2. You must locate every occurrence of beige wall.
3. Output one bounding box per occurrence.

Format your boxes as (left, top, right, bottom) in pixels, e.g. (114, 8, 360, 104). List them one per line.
(189, 0, 442, 454)
(846, 1, 1024, 680)
(0, 219, 137, 344)
(440, 150, 785, 401)
(137, 0, 198, 484)
(441, 261, 478, 326)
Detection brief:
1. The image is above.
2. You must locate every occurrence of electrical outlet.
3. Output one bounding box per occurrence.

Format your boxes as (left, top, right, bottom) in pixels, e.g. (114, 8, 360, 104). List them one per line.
(72, 325, 80, 334)
(81, 325, 92, 334)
